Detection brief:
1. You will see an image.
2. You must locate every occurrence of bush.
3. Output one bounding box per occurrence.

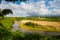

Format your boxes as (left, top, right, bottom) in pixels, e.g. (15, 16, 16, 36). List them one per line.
(24, 22, 42, 28)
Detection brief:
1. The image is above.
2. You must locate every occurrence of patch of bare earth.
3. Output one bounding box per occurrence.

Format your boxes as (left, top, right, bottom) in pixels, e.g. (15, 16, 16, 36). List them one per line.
(19, 20, 60, 35)
(21, 20, 60, 30)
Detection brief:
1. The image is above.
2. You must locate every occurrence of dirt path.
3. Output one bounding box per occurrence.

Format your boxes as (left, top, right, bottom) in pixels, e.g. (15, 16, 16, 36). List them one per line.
(21, 20, 60, 26)
(21, 20, 60, 29)
(19, 20, 60, 35)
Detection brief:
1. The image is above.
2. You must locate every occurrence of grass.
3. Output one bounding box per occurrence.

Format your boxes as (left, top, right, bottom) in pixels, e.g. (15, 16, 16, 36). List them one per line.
(0, 17, 60, 40)
(0, 17, 60, 32)
(15, 16, 60, 22)
(0, 17, 14, 30)
(20, 22, 60, 32)
(24, 22, 41, 28)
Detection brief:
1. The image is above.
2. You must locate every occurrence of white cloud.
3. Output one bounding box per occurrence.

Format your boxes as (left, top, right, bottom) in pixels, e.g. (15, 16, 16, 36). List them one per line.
(48, 0, 60, 16)
(50, 9, 60, 15)
(0, 0, 60, 17)
(20, 1, 49, 16)
(48, 0, 60, 8)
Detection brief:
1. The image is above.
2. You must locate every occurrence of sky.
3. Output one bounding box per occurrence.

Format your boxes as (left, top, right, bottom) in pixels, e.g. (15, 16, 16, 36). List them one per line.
(0, 0, 60, 17)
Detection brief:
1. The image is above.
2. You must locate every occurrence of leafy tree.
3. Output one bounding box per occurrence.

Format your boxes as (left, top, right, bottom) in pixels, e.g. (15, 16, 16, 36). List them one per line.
(2, 9, 13, 15)
(0, 9, 13, 19)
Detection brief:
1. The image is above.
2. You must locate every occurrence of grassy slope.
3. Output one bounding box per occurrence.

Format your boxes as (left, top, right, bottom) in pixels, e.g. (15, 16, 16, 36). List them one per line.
(0, 17, 14, 30)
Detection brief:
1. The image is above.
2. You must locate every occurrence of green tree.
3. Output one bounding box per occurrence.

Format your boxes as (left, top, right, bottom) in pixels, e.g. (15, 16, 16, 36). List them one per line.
(0, 9, 13, 19)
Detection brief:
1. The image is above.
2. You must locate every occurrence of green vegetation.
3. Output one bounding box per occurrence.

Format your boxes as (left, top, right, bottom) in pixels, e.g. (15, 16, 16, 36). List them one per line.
(15, 16, 60, 22)
(0, 17, 14, 29)
(0, 9, 13, 19)
(0, 17, 25, 40)
(22, 22, 57, 32)
(24, 33, 60, 40)
(0, 17, 60, 40)
(27, 16, 60, 22)
(24, 22, 41, 28)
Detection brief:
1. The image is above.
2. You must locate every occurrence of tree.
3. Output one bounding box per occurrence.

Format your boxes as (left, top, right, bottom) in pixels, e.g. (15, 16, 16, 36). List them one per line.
(0, 9, 13, 40)
(0, 9, 13, 19)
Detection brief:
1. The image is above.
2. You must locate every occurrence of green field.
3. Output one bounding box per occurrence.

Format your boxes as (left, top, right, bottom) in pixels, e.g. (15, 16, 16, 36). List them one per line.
(0, 16, 60, 40)
(15, 16, 60, 22)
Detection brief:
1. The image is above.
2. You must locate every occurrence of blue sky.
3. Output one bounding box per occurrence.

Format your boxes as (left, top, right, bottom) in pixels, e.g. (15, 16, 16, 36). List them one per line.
(0, 0, 60, 17)
(1, 0, 52, 4)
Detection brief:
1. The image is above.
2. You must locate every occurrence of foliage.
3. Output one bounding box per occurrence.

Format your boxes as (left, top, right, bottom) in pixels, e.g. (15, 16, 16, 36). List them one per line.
(24, 22, 42, 28)
(0, 17, 60, 40)
(22, 22, 57, 32)
(0, 17, 15, 30)
(14, 16, 60, 22)
(2, 9, 13, 15)
(0, 9, 13, 19)
(27, 16, 60, 22)
(0, 17, 25, 40)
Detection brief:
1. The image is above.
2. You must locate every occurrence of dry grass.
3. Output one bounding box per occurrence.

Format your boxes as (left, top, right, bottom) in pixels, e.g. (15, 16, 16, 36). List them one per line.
(19, 20, 60, 32)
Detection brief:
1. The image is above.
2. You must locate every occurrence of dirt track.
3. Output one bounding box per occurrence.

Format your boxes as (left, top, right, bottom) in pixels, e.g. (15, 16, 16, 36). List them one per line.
(19, 20, 60, 35)
(21, 20, 60, 29)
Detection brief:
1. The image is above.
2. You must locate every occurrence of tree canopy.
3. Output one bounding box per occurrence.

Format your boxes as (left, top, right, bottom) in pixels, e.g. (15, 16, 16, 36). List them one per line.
(0, 9, 13, 18)
(2, 9, 13, 15)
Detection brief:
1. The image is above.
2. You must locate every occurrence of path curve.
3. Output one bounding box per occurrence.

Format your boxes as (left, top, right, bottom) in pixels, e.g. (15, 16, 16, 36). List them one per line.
(19, 20, 60, 36)
(21, 20, 60, 27)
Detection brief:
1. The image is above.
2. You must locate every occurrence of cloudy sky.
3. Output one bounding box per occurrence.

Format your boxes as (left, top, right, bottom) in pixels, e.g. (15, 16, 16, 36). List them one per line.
(0, 0, 60, 17)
